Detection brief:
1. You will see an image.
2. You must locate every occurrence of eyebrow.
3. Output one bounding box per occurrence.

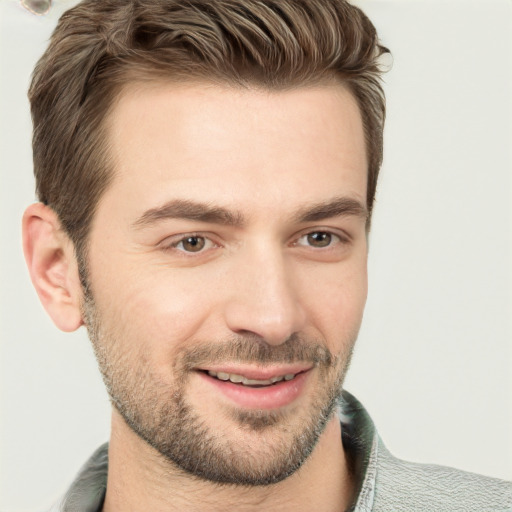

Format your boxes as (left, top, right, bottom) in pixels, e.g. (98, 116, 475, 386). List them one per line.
(132, 199, 244, 229)
(132, 196, 367, 230)
(294, 197, 368, 223)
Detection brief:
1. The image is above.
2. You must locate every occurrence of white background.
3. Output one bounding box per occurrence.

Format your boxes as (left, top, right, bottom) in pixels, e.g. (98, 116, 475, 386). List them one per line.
(1, 0, 511, 510)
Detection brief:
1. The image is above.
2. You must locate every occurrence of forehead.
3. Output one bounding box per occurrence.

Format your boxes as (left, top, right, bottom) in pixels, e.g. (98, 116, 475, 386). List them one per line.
(100, 81, 367, 220)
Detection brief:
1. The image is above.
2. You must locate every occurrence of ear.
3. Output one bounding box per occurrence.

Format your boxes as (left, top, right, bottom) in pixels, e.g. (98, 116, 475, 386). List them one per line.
(22, 203, 84, 332)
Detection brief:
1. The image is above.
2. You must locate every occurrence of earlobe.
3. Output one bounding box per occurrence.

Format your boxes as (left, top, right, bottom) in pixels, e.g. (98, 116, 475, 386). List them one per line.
(22, 203, 84, 332)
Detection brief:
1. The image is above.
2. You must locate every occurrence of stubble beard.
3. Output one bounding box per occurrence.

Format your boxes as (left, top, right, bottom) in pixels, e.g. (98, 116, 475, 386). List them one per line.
(81, 288, 356, 486)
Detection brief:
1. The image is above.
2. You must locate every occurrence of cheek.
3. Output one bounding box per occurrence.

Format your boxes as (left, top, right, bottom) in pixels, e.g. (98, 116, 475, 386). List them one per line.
(300, 257, 368, 343)
(93, 266, 221, 360)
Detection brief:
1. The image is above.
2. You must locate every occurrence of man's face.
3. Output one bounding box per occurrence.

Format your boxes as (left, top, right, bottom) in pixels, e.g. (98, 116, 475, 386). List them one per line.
(83, 82, 368, 484)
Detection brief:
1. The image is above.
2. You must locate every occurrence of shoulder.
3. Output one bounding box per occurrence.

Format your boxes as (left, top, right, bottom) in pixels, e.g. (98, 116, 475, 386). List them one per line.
(372, 440, 512, 512)
(47, 443, 108, 512)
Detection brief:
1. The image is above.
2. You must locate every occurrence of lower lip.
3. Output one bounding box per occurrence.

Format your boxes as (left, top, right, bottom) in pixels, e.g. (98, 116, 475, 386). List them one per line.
(197, 371, 310, 410)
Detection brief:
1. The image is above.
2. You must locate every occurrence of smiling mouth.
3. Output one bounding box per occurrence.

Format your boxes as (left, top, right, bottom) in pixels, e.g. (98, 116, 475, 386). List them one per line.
(197, 367, 311, 409)
(202, 370, 301, 388)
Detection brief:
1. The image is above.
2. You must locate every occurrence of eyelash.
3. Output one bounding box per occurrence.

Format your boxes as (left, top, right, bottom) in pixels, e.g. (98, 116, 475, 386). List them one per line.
(162, 233, 218, 254)
(294, 231, 347, 249)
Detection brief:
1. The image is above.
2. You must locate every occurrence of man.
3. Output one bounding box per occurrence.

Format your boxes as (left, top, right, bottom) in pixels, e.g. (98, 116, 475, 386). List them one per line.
(21, 0, 512, 510)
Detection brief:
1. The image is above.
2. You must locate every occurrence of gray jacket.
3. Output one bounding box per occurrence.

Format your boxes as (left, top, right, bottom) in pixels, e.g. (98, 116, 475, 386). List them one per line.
(50, 391, 512, 511)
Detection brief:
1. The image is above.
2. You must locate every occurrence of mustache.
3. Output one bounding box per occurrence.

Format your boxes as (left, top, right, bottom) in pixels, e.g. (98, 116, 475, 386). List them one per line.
(179, 333, 334, 370)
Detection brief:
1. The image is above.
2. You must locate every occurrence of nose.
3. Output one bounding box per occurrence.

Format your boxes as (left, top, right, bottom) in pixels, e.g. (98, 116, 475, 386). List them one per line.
(223, 246, 307, 346)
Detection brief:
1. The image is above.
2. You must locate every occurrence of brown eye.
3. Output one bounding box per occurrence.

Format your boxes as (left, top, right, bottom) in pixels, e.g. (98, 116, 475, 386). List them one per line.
(180, 236, 206, 252)
(306, 232, 332, 248)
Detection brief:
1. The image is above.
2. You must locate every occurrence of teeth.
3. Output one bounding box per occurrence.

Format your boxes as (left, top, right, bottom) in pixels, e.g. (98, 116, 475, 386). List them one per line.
(242, 377, 273, 385)
(207, 370, 296, 386)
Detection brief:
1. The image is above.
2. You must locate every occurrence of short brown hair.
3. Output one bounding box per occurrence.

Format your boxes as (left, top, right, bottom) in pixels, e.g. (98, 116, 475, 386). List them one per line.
(29, 0, 389, 258)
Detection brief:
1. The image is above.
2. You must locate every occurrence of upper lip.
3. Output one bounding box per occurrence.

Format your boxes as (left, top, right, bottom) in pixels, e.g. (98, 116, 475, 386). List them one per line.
(196, 364, 313, 380)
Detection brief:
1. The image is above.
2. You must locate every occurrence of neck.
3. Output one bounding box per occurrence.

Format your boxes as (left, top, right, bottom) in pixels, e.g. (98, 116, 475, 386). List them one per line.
(103, 410, 354, 512)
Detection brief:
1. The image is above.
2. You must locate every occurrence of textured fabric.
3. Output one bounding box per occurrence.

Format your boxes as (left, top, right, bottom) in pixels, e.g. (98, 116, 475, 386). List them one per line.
(48, 444, 108, 512)
(372, 441, 512, 512)
(49, 391, 512, 511)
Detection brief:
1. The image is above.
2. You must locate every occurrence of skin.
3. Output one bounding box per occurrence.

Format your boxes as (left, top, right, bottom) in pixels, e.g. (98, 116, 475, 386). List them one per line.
(23, 82, 369, 511)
